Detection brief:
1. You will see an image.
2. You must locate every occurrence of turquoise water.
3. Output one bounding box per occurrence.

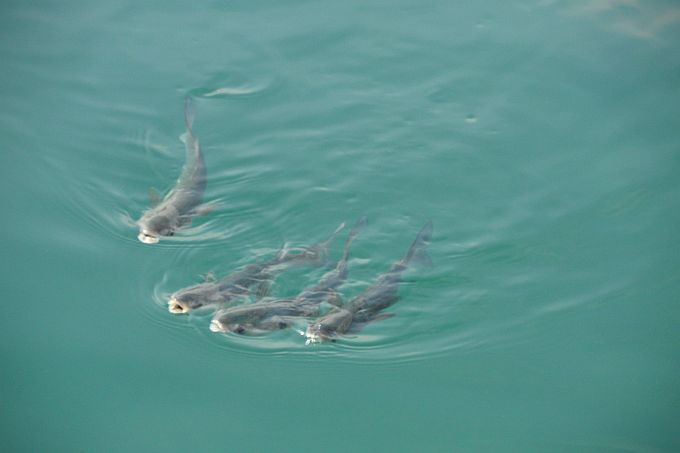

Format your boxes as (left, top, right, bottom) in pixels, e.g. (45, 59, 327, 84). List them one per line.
(2, 0, 680, 451)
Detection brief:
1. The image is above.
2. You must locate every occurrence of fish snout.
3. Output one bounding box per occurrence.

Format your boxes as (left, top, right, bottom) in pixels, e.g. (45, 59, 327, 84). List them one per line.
(138, 230, 160, 244)
(211, 321, 248, 335)
(168, 298, 189, 314)
(209, 319, 224, 333)
(305, 325, 328, 344)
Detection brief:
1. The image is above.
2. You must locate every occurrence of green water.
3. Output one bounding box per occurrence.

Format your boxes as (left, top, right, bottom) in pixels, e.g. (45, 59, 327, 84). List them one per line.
(2, 1, 679, 451)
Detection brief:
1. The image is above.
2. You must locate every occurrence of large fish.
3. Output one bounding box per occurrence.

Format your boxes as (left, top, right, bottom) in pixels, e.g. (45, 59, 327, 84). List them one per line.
(305, 220, 432, 344)
(137, 97, 209, 244)
(168, 222, 346, 314)
(209, 217, 366, 334)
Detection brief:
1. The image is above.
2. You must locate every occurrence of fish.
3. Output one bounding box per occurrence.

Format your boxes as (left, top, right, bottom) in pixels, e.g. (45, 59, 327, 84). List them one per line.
(209, 217, 366, 334)
(137, 97, 209, 244)
(305, 220, 432, 344)
(168, 222, 346, 314)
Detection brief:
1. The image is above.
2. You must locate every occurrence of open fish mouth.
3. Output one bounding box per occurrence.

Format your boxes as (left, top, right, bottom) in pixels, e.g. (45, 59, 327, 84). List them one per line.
(168, 298, 189, 314)
(209, 319, 223, 332)
(138, 231, 160, 244)
(304, 328, 322, 345)
(304, 327, 339, 345)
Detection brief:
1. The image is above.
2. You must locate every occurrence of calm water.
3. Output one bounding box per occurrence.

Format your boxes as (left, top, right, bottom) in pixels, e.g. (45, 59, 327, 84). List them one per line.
(2, 1, 679, 451)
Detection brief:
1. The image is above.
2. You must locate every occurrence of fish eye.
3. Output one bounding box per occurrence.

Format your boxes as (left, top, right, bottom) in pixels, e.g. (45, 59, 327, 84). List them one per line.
(168, 231, 175, 236)
(235, 326, 245, 334)
(278, 321, 287, 329)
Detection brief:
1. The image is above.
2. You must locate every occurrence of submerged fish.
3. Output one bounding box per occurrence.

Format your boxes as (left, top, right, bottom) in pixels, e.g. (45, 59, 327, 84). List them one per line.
(137, 97, 210, 244)
(305, 220, 433, 344)
(168, 222, 346, 314)
(209, 217, 366, 334)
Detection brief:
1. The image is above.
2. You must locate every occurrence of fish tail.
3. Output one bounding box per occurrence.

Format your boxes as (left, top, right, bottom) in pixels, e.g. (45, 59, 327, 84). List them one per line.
(340, 216, 367, 264)
(275, 222, 346, 267)
(402, 220, 433, 267)
(274, 241, 290, 261)
(184, 96, 196, 132)
(306, 221, 346, 264)
(181, 96, 202, 165)
(318, 221, 346, 251)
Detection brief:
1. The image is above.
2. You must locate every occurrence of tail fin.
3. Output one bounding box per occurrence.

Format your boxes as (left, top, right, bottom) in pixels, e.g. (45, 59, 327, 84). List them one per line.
(316, 221, 346, 251)
(340, 216, 367, 263)
(402, 220, 433, 267)
(278, 222, 346, 266)
(184, 96, 196, 132)
(274, 242, 290, 261)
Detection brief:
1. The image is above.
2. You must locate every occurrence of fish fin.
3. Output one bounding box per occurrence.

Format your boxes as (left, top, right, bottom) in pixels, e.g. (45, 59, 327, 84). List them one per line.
(403, 220, 434, 267)
(184, 96, 196, 132)
(202, 272, 216, 282)
(148, 188, 162, 206)
(319, 222, 346, 249)
(412, 249, 433, 268)
(275, 242, 290, 261)
(331, 221, 347, 236)
(181, 97, 199, 162)
(351, 215, 367, 234)
(340, 216, 367, 262)
(191, 201, 220, 216)
(309, 221, 346, 263)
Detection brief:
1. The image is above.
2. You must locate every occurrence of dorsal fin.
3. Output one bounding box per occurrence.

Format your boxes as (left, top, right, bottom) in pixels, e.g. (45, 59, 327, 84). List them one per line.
(402, 220, 433, 267)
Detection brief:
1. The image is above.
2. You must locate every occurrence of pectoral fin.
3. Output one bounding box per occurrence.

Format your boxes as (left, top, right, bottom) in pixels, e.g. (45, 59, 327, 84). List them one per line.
(191, 201, 221, 217)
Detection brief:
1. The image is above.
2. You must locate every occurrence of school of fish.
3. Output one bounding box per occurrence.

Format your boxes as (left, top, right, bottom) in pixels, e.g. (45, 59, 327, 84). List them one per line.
(136, 98, 432, 344)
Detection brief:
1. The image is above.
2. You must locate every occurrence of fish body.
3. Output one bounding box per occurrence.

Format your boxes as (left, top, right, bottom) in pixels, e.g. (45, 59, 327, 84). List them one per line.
(210, 217, 366, 334)
(137, 97, 207, 244)
(168, 222, 346, 314)
(305, 220, 432, 344)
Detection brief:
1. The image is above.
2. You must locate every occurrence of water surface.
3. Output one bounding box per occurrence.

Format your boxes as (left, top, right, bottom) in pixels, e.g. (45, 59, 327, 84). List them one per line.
(1, 0, 679, 451)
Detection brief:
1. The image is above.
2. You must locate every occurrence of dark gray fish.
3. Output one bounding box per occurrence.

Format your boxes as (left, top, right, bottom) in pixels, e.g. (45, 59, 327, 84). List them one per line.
(168, 222, 346, 314)
(209, 217, 366, 334)
(137, 97, 209, 244)
(305, 220, 432, 344)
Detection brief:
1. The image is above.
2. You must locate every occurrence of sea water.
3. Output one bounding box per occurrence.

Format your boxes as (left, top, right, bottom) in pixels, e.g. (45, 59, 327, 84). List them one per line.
(1, 0, 679, 451)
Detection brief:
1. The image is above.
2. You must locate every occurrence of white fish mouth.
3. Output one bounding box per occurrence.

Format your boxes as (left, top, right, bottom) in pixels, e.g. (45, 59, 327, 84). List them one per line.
(168, 298, 188, 314)
(304, 329, 321, 345)
(209, 319, 223, 333)
(138, 231, 160, 244)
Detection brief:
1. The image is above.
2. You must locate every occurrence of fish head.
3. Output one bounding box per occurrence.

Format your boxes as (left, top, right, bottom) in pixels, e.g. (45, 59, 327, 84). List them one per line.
(209, 318, 255, 335)
(209, 309, 255, 334)
(305, 309, 353, 344)
(168, 283, 219, 314)
(137, 204, 181, 244)
(137, 214, 176, 244)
